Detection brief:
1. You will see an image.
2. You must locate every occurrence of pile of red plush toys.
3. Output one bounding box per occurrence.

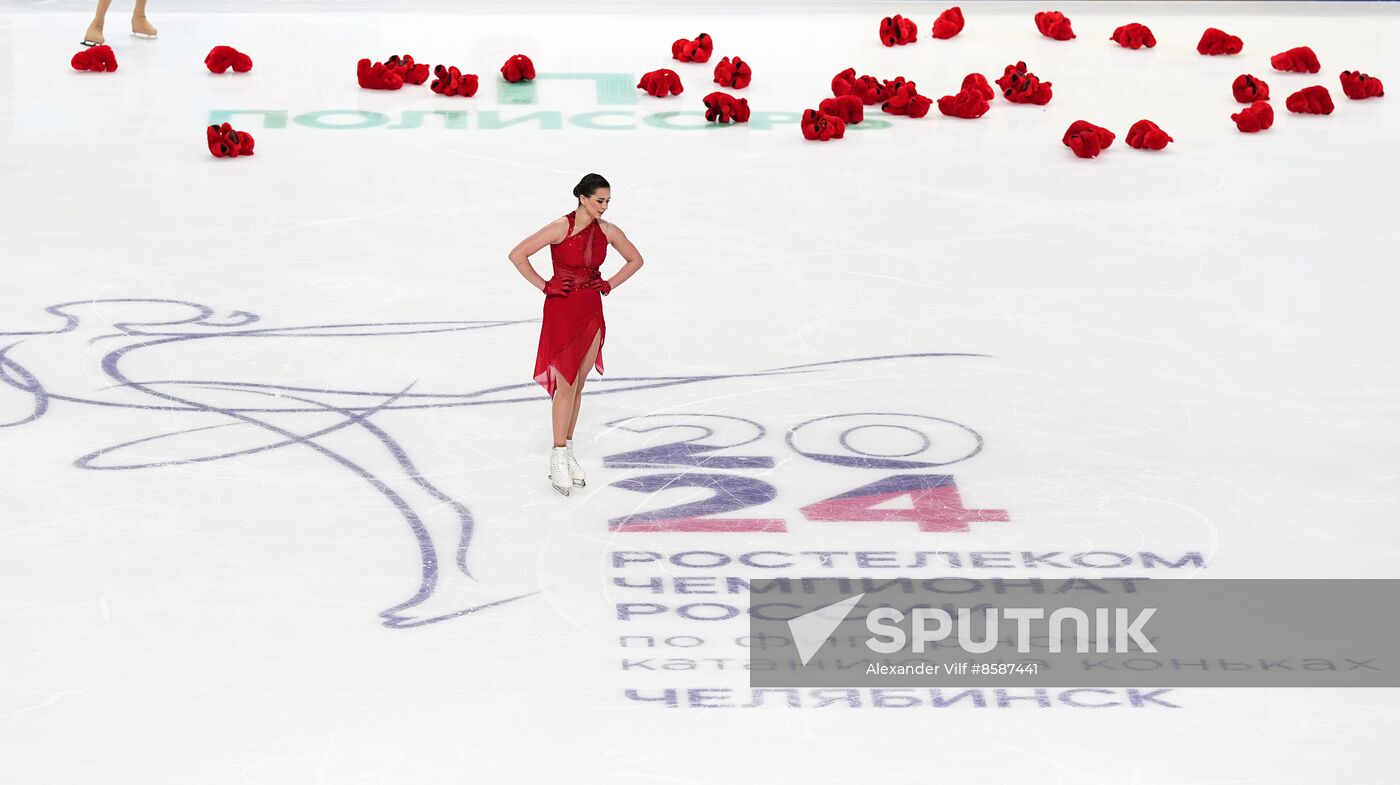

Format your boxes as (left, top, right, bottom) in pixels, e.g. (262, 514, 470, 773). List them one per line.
(356, 52, 535, 93)
(68, 43, 260, 158)
(68, 6, 1383, 160)
(793, 6, 1383, 153)
(202, 46, 255, 158)
(633, 32, 752, 127)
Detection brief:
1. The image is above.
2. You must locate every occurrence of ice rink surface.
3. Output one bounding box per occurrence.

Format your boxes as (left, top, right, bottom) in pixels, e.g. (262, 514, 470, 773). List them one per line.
(1, 1, 1398, 782)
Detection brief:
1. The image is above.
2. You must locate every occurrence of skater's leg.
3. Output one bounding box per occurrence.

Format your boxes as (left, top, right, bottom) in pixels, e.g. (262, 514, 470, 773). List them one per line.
(131, 0, 157, 38)
(83, 0, 112, 45)
(550, 368, 576, 448)
(566, 326, 603, 440)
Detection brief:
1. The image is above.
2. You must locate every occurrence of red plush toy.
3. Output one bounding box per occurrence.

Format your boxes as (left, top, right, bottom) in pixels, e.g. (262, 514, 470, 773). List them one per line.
(932, 7, 965, 39)
(638, 69, 683, 97)
(672, 33, 714, 63)
(357, 58, 403, 90)
(818, 94, 863, 124)
(703, 92, 750, 123)
(204, 45, 252, 73)
(1110, 23, 1155, 49)
(1062, 120, 1114, 158)
(713, 56, 752, 89)
(1232, 74, 1270, 103)
(207, 122, 254, 158)
(961, 73, 994, 101)
(1286, 85, 1334, 114)
(501, 54, 535, 83)
(430, 65, 478, 97)
(384, 54, 429, 85)
(1231, 101, 1274, 132)
(1035, 11, 1075, 41)
(832, 68, 888, 104)
(1340, 70, 1384, 100)
(996, 62, 1053, 105)
(1272, 46, 1320, 74)
(71, 44, 118, 72)
(1126, 119, 1173, 150)
(937, 89, 989, 119)
(801, 109, 846, 141)
(880, 14, 918, 46)
(882, 78, 932, 118)
(1197, 27, 1243, 56)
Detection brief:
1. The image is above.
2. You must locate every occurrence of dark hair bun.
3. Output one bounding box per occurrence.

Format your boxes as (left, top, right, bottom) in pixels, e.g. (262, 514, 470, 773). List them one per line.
(573, 173, 611, 199)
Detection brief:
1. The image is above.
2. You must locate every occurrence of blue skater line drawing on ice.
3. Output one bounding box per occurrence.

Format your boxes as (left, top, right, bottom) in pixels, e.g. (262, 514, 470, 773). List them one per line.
(0, 298, 990, 628)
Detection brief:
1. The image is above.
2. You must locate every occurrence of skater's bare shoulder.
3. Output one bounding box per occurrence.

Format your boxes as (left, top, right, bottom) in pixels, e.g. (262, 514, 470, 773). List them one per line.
(507, 217, 569, 262)
(544, 216, 571, 244)
(600, 219, 643, 264)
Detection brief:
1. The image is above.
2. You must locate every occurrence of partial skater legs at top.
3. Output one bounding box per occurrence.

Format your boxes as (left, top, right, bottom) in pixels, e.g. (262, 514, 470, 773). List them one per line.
(83, 0, 157, 47)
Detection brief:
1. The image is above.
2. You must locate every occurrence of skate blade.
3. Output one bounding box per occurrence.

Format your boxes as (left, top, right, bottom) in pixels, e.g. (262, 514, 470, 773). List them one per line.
(572, 478, 586, 487)
(130, 32, 158, 40)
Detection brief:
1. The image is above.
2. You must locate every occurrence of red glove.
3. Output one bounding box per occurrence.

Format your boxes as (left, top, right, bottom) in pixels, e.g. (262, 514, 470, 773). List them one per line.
(543, 278, 573, 297)
(587, 279, 613, 296)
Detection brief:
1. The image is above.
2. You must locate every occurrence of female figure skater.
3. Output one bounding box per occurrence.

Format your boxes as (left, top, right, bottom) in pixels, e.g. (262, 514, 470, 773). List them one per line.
(508, 174, 644, 496)
(82, 0, 157, 46)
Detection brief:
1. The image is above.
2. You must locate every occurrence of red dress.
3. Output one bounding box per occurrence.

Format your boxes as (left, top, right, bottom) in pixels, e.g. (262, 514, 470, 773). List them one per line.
(533, 211, 607, 397)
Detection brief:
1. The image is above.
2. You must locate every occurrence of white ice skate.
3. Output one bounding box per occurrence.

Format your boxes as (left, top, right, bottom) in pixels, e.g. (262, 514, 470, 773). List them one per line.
(549, 446, 571, 496)
(565, 438, 586, 487)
